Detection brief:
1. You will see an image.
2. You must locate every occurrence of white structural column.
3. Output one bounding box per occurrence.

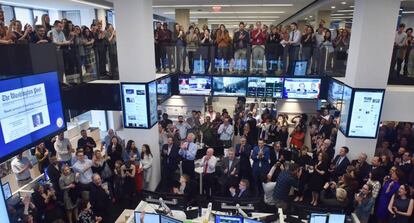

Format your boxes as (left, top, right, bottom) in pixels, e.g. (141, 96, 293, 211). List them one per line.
(335, 0, 400, 160)
(114, 0, 160, 190)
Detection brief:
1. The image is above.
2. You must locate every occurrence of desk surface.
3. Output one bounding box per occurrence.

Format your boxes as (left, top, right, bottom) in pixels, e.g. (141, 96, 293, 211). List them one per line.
(115, 209, 134, 223)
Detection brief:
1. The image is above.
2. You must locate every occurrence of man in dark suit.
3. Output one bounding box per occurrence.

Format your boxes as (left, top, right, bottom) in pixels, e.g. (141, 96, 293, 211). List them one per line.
(46, 154, 62, 199)
(161, 137, 180, 191)
(90, 174, 114, 223)
(77, 129, 97, 159)
(351, 153, 371, 185)
(229, 179, 251, 200)
(399, 152, 413, 178)
(369, 156, 386, 183)
(270, 141, 289, 166)
(329, 146, 350, 181)
(235, 137, 252, 183)
(251, 139, 270, 195)
(267, 119, 280, 143)
(221, 148, 240, 195)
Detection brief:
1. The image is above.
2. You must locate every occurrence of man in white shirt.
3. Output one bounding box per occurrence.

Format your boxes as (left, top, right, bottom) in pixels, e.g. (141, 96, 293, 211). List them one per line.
(11, 153, 32, 187)
(72, 151, 93, 198)
(393, 23, 407, 75)
(175, 115, 191, 140)
(179, 133, 197, 178)
(312, 26, 325, 74)
(288, 22, 302, 74)
(54, 132, 74, 165)
(218, 118, 234, 152)
(201, 148, 218, 196)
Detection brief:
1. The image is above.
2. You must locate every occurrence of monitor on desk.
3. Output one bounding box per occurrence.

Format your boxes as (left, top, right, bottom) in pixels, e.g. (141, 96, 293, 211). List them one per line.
(160, 214, 183, 223)
(215, 215, 243, 223)
(2, 182, 11, 200)
(135, 211, 160, 223)
(310, 213, 327, 223)
(244, 218, 262, 223)
(328, 214, 345, 223)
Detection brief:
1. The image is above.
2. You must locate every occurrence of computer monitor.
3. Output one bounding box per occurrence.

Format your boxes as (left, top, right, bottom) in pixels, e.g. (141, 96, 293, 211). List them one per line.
(309, 213, 327, 223)
(160, 214, 183, 223)
(215, 215, 243, 223)
(2, 183, 12, 200)
(134, 212, 160, 223)
(244, 218, 262, 223)
(328, 214, 345, 223)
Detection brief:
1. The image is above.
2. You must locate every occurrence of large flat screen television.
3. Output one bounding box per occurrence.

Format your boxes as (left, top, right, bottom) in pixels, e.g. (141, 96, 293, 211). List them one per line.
(339, 85, 353, 135)
(0, 180, 10, 223)
(121, 83, 150, 129)
(328, 79, 344, 110)
(348, 89, 385, 138)
(283, 78, 321, 99)
(212, 76, 247, 97)
(0, 72, 66, 161)
(265, 77, 284, 98)
(148, 81, 158, 127)
(247, 77, 283, 98)
(178, 75, 212, 96)
(157, 76, 172, 103)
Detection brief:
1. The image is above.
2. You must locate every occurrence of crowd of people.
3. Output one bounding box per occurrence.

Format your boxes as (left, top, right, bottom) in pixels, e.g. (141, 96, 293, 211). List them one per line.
(154, 20, 351, 75)
(391, 23, 414, 76)
(0, 11, 118, 80)
(9, 129, 153, 223)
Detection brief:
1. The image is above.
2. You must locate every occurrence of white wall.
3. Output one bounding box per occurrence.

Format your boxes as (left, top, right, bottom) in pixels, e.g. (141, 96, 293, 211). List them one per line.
(48, 9, 61, 22)
(400, 14, 414, 30)
(276, 99, 318, 114)
(161, 96, 205, 120)
(381, 86, 414, 122)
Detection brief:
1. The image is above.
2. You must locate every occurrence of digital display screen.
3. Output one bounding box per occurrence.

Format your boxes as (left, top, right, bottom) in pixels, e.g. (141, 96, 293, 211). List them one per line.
(135, 212, 160, 223)
(215, 58, 230, 70)
(121, 83, 149, 128)
(233, 59, 248, 71)
(244, 218, 261, 223)
(293, 60, 308, 76)
(157, 76, 171, 95)
(283, 78, 321, 99)
(247, 77, 283, 98)
(328, 79, 344, 110)
(215, 215, 243, 223)
(348, 90, 384, 138)
(310, 213, 327, 223)
(0, 181, 10, 222)
(0, 72, 65, 160)
(2, 183, 11, 200)
(160, 215, 183, 223)
(339, 86, 352, 134)
(328, 214, 345, 223)
(193, 59, 205, 74)
(213, 76, 247, 97)
(148, 81, 158, 127)
(178, 76, 212, 96)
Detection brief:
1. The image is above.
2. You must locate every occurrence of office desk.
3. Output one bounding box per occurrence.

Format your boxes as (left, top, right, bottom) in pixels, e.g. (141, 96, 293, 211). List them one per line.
(115, 209, 134, 223)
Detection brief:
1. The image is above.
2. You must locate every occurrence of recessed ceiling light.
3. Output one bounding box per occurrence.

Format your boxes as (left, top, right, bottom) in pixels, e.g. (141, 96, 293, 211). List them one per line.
(309, 15, 313, 18)
(402, 11, 414, 14)
(341, 1, 347, 5)
(337, 9, 354, 12)
(153, 4, 293, 8)
(164, 11, 285, 15)
(331, 6, 336, 9)
(189, 16, 280, 19)
(331, 13, 345, 16)
(70, 0, 112, 9)
(349, 5, 354, 8)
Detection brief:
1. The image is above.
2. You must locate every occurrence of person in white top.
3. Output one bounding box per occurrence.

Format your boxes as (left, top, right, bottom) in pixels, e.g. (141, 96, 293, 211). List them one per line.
(218, 118, 234, 150)
(54, 132, 74, 164)
(288, 22, 302, 73)
(11, 153, 33, 187)
(393, 23, 408, 75)
(201, 148, 218, 196)
(175, 115, 191, 140)
(140, 144, 153, 189)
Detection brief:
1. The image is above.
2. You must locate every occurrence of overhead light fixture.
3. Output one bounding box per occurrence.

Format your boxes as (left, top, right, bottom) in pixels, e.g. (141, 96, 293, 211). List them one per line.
(189, 16, 280, 19)
(350, 5, 354, 8)
(402, 11, 414, 14)
(331, 13, 345, 16)
(70, 0, 112, 9)
(331, 16, 353, 19)
(337, 9, 354, 12)
(153, 4, 293, 8)
(309, 15, 313, 18)
(331, 6, 336, 9)
(0, 0, 59, 10)
(206, 19, 276, 22)
(164, 11, 285, 15)
(341, 1, 347, 5)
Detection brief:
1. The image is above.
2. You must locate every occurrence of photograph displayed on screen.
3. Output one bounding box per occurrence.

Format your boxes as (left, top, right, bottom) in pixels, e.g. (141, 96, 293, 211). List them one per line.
(135, 212, 160, 223)
(293, 60, 308, 76)
(247, 77, 266, 97)
(348, 90, 384, 138)
(148, 81, 158, 127)
(121, 84, 149, 128)
(160, 215, 183, 223)
(178, 76, 211, 96)
(157, 77, 171, 95)
(283, 78, 321, 99)
(213, 76, 247, 97)
(265, 77, 284, 98)
(0, 72, 65, 160)
(328, 80, 344, 110)
(339, 86, 353, 134)
(215, 215, 243, 223)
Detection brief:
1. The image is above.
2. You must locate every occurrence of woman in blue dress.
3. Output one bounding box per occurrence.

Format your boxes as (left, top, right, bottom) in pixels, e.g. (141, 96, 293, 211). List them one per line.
(376, 168, 404, 223)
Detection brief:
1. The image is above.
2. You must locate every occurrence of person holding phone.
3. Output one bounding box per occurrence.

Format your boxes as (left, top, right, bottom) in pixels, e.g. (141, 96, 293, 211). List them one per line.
(354, 184, 375, 223)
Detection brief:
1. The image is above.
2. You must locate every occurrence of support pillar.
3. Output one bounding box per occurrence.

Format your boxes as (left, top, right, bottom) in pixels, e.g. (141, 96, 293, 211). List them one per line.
(96, 9, 107, 29)
(335, 0, 400, 160)
(175, 9, 190, 29)
(114, 0, 160, 191)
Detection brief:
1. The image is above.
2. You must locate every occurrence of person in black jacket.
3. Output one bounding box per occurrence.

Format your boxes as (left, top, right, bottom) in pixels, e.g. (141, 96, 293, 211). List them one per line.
(329, 146, 351, 181)
(351, 153, 371, 185)
(235, 137, 252, 184)
(265, 26, 282, 74)
(46, 154, 62, 197)
(90, 174, 114, 223)
(77, 130, 96, 159)
(269, 141, 289, 166)
(229, 179, 251, 199)
(106, 136, 123, 170)
(161, 137, 180, 191)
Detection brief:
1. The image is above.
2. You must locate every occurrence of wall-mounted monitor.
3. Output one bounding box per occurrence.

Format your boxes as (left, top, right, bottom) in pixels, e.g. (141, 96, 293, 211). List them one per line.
(212, 76, 247, 97)
(339, 85, 353, 135)
(247, 77, 283, 98)
(121, 82, 158, 129)
(0, 72, 66, 161)
(328, 79, 344, 110)
(178, 75, 212, 96)
(283, 78, 321, 99)
(157, 76, 172, 103)
(348, 89, 385, 138)
(293, 60, 308, 76)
